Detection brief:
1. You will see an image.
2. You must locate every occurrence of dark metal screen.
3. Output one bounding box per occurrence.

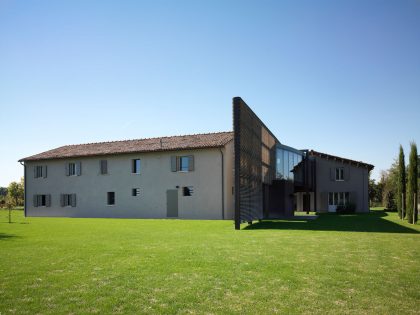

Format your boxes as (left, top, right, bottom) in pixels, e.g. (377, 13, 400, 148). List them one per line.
(233, 97, 278, 229)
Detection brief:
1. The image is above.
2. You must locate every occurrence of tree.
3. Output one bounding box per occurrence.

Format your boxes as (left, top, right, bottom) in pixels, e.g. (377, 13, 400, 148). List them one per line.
(7, 180, 23, 207)
(397, 145, 406, 219)
(406, 142, 418, 224)
(369, 178, 383, 207)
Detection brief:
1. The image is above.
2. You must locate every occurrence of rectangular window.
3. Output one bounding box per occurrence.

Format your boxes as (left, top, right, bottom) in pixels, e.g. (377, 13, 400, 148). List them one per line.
(183, 186, 194, 196)
(335, 167, 344, 181)
(328, 192, 334, 206)
(61, 194, 76, 207)
(180, 156, 189, 172)
(132, 188, 141, 197)
(171, 156, 194, 172)
(107, 192, 115, 205)
(132, 159, 141, 174)
(35, 166, 43, 178)
(100, 160, 108, 175)
(328, 192, 350, 206)
(69, 163, 76, 176)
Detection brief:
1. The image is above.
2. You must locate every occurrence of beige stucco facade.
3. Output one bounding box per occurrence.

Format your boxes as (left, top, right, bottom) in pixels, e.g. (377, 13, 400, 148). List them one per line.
(25, 143, 234, 220)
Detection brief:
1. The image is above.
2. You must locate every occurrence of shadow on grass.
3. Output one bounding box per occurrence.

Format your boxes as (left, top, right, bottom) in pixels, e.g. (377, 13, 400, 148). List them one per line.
(244, 210, 419, 234)
(0, 233, 19, 241)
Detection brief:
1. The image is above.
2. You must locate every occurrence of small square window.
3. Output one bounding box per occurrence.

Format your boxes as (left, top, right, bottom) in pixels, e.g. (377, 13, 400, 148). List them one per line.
(107, 192, 115, 205)
(132, 188, 141, 197)
(183, 186, 194, 196)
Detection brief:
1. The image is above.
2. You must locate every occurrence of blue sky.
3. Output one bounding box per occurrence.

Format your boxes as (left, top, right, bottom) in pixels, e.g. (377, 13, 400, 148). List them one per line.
(0, 0, 419, 186)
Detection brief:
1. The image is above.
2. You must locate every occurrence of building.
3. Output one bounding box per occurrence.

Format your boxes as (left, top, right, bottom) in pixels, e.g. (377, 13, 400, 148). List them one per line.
(19, 97, 373, 228)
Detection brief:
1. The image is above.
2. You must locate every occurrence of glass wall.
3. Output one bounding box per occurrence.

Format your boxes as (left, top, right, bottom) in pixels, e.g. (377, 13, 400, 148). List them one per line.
(276, 145, 303, 181)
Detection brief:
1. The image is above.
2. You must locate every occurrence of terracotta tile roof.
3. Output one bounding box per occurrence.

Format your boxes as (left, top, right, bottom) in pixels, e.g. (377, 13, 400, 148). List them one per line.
(308, 150, 374, 171)
(20, 131, 233, 162)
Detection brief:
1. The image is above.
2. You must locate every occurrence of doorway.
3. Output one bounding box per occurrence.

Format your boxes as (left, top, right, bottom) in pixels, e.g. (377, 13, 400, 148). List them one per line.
(166, 189, 178, 217)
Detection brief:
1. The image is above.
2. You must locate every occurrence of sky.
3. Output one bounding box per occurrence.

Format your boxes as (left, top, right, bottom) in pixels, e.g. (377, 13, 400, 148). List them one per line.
(0, 0, 419, 186)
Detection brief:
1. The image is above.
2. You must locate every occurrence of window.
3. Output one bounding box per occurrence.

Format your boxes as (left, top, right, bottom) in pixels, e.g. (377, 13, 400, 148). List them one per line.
(34, 166, 43, 178)
(61, 194, 76, 207)
(180, 156, 189, 172)
(34, 194, 50, 207)
(171, 156, 194, 172)
(328, 192, 350, 206)
(132, 159, 141, 174)
(132, 188, 141, 197)
(100, 160, 108, 175)
(335, 167, 344, 181)
(66, 162, 81, 176)
(69, 163, 76, 176)
(107, 192, 115, 205)
(183, 186, 194, 196)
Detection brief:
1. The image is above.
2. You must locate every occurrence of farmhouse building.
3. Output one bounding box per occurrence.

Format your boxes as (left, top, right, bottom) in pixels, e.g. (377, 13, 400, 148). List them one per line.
(20, 97, 373, 228)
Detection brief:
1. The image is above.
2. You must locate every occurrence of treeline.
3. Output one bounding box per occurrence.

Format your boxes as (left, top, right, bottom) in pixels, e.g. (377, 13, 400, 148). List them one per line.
(369, 142, 419, 224)
(0, 177, 24, 209)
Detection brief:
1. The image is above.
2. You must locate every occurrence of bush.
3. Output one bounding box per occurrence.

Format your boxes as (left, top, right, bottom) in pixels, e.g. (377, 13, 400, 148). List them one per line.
(336, 202, 356, 214)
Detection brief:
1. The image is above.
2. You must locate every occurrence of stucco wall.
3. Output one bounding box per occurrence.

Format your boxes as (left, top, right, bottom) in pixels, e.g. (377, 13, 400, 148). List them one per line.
(314, 157, 370, 213)
(25, 146, 232, 219)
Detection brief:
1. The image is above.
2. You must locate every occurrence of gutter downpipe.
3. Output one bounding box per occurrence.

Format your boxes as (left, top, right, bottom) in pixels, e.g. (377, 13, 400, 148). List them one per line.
(219, 148, 225, 220)
(19, 161, 26, 217)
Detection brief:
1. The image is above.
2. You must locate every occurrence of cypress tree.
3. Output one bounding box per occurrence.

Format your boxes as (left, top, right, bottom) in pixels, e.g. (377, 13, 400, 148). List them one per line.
(397, 145, 406, 219)
(406, 142, 418, 224)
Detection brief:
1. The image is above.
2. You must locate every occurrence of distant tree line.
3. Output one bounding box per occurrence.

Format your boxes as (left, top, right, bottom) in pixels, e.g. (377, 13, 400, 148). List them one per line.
(370, 142, 418, 224)
(0, 177, 24, 209)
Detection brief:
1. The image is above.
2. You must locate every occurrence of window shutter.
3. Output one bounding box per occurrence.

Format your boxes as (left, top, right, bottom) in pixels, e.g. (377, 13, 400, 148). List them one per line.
(345, 168, 350, 181)
(43, 165, 48, 178)
(101, 160, 107, 174)
(188, 155, 194, 171)
(171, 156, 177, 172)
(71, 194, 77, 207)
(33, 195, 38, 207)
(46, 194, 51, 207)
(65, 163, 69, 176)
(60, 194, 65, 207)
(330, 168, 335, 181)
(34, 166, 37, 178)
(76, 162, 82, 176)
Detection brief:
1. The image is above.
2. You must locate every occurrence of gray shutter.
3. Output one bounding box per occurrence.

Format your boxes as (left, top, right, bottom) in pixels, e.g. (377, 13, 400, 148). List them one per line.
(46, 194, 51, 207)
(76, 162, 82, 176)
(320, 192, 328, 212)
(71, 194, 76, 207)
(171, 156, 177, 172)
(33, 195, 38, 207)
(60, 194, 65, 207)
(43, 165, 47, 178)
(345, 167, 350, 181)
(330, 168, 335, 181)
(65, 163, 69, 176)
(34, 166, 37, 178)
(101, 160, 107, 174)
(188, 155, 194, 171)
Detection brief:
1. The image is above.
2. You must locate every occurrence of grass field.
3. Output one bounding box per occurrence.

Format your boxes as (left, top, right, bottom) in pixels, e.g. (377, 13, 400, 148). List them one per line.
(0, 209, 419, 314)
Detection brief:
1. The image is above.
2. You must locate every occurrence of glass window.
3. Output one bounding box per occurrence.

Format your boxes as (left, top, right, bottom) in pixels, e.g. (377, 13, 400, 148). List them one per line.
(283, 150, 288, 179)
(289, 151, 294, 180)
(132, 159, 141, 174)
(69, 163, 76, 176)
(335, 167, 344, 181)
(180, 156, 189, 172)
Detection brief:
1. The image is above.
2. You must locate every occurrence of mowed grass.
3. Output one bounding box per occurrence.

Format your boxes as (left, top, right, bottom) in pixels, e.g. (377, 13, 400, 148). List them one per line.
(0, 210, 419, 314)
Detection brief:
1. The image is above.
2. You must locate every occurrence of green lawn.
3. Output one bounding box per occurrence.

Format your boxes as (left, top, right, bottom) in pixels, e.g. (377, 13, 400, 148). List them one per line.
(0, 210, 419, 314)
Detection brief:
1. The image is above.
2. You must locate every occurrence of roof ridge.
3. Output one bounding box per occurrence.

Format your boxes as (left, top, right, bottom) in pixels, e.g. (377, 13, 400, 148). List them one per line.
(63, 131, 233, 147)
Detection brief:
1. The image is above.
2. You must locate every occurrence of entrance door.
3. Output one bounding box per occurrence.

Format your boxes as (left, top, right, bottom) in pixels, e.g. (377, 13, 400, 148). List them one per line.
(166, 189, 178, 217)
